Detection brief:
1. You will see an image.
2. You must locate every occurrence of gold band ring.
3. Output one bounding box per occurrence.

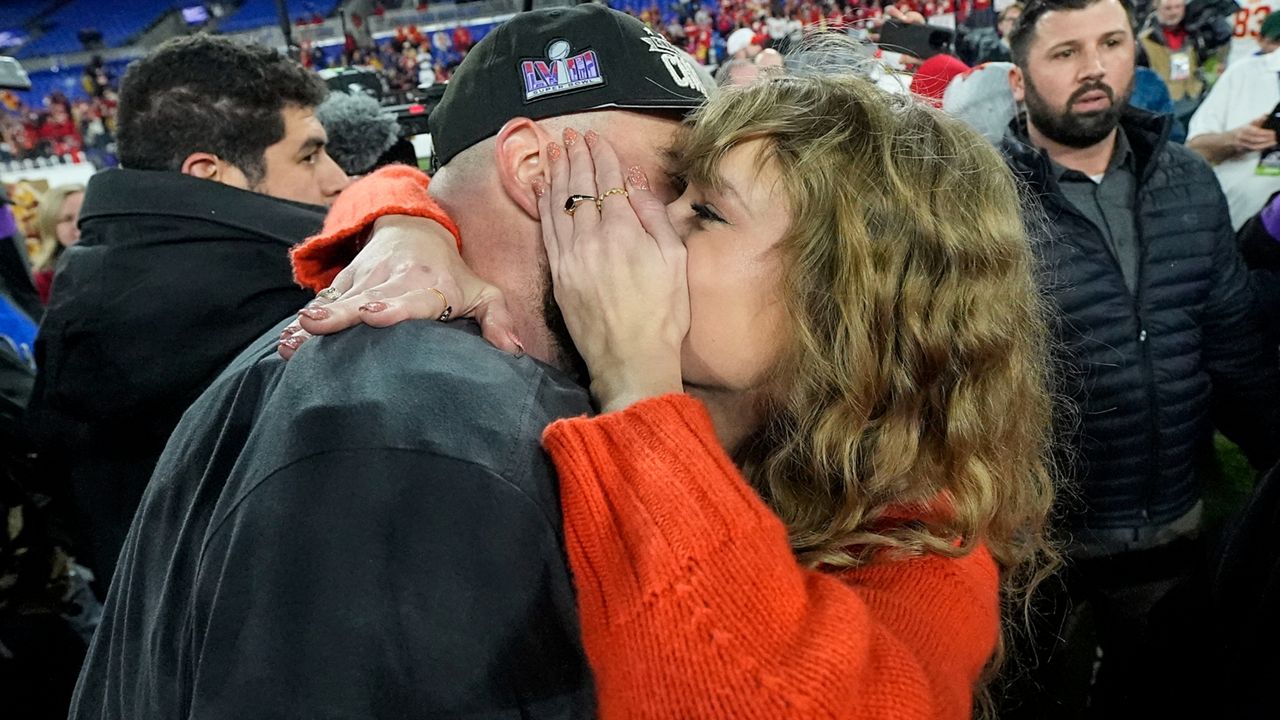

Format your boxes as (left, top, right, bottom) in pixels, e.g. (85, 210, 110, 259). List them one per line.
(595, 187, 629, 210)
(427, 287, 452, 322)
(317, 287, 342, 302)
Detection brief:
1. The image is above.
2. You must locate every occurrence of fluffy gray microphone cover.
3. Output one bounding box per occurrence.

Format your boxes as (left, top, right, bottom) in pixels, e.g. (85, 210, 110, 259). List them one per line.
(315, 91, 401, 176)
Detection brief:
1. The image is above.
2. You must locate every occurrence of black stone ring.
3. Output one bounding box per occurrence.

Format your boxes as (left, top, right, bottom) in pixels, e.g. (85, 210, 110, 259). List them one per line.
(564, 194, 598, 216)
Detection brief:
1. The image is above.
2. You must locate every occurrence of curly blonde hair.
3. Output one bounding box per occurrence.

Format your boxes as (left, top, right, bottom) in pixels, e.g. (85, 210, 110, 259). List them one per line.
(669, 71, 1061, 703)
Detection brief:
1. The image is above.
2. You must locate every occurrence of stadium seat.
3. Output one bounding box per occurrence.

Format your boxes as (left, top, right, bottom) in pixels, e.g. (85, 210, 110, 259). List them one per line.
(218, 0, 344, 34)
(17, 0, 181, 58)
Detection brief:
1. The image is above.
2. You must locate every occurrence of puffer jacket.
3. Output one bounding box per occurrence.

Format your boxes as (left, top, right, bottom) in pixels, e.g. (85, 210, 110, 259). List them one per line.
(1002, 108, 1280, 531)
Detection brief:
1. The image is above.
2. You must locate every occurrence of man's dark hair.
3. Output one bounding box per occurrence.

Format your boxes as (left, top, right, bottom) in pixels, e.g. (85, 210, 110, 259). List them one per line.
(1007, 0, 1135, 67)
(117, 35, 327, 184)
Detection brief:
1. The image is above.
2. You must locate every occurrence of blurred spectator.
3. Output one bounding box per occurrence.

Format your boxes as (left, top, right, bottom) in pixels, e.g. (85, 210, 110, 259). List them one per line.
(1187, 12, 1280, 230)
(30, 185, 84, 305)
(941, 61, 1017, 143)
(956, 2, 1020, 63)
(1263, 22, 1280, 54)
(755, 46, 785, 67)
(715, 56, 761, 84)
(1138, 0, 1208, 124)
(0, 189, 39, 323)
(997, 0, 1022, 35)
(1130, 64, 1187, 142)
(1236, 190, 1280, 330)
(0, 193, 38, 350)
(726, 25, 762, 58)
(26, 35, 345, 592)
(80, 56, 112, 99)
(909, 52, 969, 104)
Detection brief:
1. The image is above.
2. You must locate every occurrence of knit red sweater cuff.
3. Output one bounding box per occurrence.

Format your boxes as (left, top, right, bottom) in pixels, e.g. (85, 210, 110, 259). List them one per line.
(290, 164, 462, 292)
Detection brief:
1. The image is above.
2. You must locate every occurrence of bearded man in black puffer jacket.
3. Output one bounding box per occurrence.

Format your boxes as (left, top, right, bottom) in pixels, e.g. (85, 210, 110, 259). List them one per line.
(998, 0, 1280, 716)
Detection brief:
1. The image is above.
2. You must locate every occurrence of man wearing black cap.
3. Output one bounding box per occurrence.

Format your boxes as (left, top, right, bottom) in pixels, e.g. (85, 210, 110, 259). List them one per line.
(68, 6, 706, 719)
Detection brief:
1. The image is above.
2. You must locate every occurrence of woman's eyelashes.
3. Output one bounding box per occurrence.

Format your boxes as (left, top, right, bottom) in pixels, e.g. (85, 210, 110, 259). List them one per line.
(691, 202, 727, 225)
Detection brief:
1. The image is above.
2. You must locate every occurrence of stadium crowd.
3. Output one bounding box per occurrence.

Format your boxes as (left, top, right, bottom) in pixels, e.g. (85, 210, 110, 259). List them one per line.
(4, 0, 1280, 719)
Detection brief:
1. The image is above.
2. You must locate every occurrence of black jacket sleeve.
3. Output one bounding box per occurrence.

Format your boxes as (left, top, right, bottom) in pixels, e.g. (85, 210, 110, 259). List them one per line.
(1203, 193, 1280, 472)
(187, 447, 594, 719)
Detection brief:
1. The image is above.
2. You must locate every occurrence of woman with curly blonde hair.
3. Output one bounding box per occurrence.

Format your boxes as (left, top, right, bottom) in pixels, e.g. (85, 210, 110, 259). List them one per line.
(288, 68, 1058, 718)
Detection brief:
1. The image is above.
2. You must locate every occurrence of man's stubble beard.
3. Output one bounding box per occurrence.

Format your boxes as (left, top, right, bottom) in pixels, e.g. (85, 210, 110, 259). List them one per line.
(541, 267, 592, 388)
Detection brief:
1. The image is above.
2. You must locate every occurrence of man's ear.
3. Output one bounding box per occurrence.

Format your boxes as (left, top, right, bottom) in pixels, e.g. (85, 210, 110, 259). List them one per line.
(181, 152, 225, 181)
(1009, 65, 1026, 104)
(493, 117, 554, 220)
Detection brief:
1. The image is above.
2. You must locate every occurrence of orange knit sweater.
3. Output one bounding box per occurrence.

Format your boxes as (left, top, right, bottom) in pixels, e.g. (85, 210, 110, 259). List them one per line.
(543, 395, 999, 720)
(293, 169, 1002, 720)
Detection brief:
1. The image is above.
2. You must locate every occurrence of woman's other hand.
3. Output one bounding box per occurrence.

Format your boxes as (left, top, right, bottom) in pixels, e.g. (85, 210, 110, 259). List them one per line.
(279, 215, 521, 358)
(536, 127, 688, 412)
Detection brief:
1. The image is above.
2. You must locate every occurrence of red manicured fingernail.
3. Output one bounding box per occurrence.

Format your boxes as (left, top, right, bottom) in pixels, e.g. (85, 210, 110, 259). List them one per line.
(627, 165, 649, 191)
(547, 142, 562, 161)
(358, 302, 387, 313)
(584, 129, 599, 148)
(281, 325, 301, 339)
(563, 127, 580, 147)
(532, 178, 547, 198)
(301, 306, 330, 320)
(280, 336, 304, 350)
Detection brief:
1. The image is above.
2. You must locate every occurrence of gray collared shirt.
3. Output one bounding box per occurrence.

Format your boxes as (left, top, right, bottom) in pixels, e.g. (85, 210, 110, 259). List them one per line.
(1052, 129, 1140, 295)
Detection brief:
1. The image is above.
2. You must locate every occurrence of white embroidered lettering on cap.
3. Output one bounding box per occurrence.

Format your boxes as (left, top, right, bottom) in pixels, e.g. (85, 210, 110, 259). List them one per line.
(520, 39, 605, 101)
(638, 28, 708, 97)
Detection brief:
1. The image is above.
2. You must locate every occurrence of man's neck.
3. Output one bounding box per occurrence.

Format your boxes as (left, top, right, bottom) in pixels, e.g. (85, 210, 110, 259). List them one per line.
(1029, 123, 1117, 177)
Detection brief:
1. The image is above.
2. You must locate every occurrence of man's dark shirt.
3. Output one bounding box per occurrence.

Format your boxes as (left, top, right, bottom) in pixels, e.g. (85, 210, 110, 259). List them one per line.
(1053, 129, 1140, 295)
(68, 320, 596, 719)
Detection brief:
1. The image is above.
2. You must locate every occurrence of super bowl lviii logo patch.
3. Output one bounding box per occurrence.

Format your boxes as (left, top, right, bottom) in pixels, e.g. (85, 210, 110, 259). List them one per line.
(521, 39, 604, 101)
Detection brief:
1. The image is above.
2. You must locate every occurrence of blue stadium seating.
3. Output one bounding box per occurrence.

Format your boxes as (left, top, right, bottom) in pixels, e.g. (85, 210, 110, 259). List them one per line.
(19, 57, 133, 104)
(17, 0, 177, 58)
(0, 1, 56, 31)
(218, 0, 344, 34)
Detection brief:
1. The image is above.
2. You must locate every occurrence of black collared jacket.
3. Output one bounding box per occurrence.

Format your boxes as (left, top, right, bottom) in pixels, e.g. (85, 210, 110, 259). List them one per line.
(26, 169, 322, 585)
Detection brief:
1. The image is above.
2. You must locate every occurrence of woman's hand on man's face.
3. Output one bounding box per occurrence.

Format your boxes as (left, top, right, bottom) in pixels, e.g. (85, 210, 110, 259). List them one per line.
(278, 215, 522, 359)
(535, 127, 689, 412)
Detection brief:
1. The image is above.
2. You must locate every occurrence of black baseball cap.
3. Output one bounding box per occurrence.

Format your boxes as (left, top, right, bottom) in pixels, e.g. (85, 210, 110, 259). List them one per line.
(429, 4, 709, 169)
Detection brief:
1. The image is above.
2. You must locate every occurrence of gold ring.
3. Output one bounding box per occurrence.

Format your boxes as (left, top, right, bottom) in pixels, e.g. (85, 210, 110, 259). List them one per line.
(427, 287, 452, 322)
(595, 186, 629, 211)
(564, 194, 598, 216)
(317, 287, 342, 302)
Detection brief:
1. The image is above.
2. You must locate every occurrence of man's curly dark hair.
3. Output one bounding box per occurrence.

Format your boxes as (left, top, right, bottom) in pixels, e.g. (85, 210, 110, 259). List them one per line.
(117, 35, 327, 185)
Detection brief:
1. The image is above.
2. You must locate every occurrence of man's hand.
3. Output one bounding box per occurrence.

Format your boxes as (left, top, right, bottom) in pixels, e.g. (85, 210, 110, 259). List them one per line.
(1234, 115, 1278, 153)
(1189, 115, 1278, 165)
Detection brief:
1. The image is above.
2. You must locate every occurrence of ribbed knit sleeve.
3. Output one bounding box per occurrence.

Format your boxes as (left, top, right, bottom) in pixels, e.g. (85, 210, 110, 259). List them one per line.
(542, 393, 1000, 720)
(290, 164, 461, 292)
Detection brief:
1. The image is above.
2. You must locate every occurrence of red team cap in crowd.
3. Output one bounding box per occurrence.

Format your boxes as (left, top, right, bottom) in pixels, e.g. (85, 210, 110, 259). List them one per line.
(428, 4, 710, 169)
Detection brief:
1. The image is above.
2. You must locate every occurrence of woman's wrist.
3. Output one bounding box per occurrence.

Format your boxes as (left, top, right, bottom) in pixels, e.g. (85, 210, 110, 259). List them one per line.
(590, 352, 683, 413)
(361, 215, 461, 259)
